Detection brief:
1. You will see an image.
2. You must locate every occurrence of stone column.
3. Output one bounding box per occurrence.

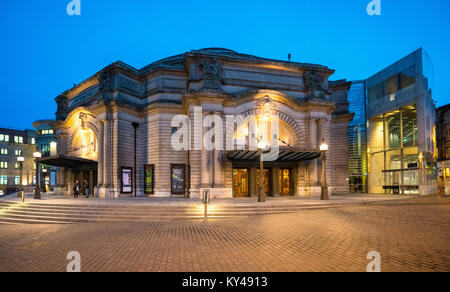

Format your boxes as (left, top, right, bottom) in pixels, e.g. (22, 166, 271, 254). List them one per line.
(103, 119, 110, 188)
(272, 167, 280, 197)
(201, 113, 211, 187)
(213, 113, 224, 188)
(97, 121, 104, 188)
(317, 119, 326, 186)
(309, 118, 319, 187)
(250, 167, 257, 197)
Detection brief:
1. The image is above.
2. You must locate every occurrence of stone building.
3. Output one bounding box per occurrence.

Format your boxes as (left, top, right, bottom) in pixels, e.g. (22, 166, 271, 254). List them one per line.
(436, 104, 450, 194)
(40, 48, 353, 198)
(0, 127, 36, 195)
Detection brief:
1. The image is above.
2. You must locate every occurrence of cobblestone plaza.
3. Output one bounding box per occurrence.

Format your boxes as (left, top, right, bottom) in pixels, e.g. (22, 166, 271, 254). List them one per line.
(0, 196, 448, 272)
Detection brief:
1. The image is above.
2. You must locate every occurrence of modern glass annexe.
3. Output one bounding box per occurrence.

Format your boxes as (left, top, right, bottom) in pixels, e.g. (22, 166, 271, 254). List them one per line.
(368, 105, 421, 194)
(366, 48, 437, 195)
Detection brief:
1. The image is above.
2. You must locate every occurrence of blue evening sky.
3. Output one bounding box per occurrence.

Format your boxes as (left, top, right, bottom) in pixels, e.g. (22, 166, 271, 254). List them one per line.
(1, 0, 449, 129)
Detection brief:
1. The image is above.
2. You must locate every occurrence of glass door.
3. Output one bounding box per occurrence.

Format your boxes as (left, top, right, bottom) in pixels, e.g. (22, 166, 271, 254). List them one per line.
(278, 168, 293, 196)
(233, 168, 249, 197)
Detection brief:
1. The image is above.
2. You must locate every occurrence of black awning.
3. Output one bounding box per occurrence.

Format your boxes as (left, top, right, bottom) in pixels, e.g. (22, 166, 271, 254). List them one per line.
(37, 155, 98, 169)
(227, 149, 321, 162)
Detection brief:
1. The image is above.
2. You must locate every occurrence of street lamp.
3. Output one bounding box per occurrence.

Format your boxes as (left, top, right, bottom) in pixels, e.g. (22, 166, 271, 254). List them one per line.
(17, 156, 24, 202)
(257, 140, 269, 203)
(33, 151, 42, 200)
(42, 168, 48, 193)
(320, 139, 329, 200)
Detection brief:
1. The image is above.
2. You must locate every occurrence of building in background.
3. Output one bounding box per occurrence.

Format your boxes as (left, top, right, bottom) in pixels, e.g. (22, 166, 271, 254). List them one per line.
(436, 104, 450, 194)
(365, 48, 437, 195)
(0, 127, 36, 195)
(37, 48, 354, 199)
(32, 120, 57, 192)
(347, 80, 368, 193)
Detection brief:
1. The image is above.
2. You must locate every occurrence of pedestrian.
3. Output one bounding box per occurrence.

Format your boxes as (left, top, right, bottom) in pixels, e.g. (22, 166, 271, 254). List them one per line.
(84, 180, 90, 198)
(73, 180, 80, 198)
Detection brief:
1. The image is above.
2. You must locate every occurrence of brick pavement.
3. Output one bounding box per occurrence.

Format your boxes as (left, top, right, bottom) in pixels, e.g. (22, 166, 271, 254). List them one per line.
(0, 196, 448, 272)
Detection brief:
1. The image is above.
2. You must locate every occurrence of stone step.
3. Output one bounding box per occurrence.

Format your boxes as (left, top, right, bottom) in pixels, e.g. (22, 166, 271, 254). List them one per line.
(0, 202, 342, 218)
(0, 216, 74, 225)
(1, 208, 297, 218)
(0, 200, 337, 212)
(0, 199, 354, 224)
(0, 203, 330, 215)
(0, 213, 243, 223)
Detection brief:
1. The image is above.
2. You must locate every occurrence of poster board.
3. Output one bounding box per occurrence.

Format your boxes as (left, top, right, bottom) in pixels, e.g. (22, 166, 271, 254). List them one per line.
(120, 167, 133, 194)
(144, 164, 155, 195)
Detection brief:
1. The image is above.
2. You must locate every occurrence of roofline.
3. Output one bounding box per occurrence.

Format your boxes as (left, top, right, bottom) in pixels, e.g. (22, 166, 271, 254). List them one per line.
(57, 48, 336, 99)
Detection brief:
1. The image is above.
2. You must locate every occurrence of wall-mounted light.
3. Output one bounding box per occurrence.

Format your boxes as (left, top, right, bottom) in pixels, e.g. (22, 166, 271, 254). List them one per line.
(320, 140, 329, 152)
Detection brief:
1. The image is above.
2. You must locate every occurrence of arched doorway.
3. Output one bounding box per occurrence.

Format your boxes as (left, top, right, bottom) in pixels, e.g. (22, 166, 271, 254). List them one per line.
(68, 124, 99, 197)
(231, 116, 300, 198)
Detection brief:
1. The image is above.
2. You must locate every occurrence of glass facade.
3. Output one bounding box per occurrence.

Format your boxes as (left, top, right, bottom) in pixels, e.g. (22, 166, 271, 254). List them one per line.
(368, 105, 420, 194)
(347, 81, 368, 192)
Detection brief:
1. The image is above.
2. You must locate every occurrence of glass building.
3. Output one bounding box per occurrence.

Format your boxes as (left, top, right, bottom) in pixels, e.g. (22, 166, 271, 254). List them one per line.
(32, 120, 57, 192)
(347, 80, 368, 192)
(365, 48, 437, 195)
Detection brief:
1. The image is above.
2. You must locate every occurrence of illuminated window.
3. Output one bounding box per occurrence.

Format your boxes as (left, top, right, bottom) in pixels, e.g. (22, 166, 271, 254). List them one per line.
(14, 176, 20, 185)
(31, 138, 35, 145)
(0, 134, 9, 142)
(41, 144, 50, 157)
(14, 162, 20, 169)
(14, 149, 22, 156)
(0, 175, 7, 185)
(40, 129, 54, 135)
(72, 128, 97, 160)
(0, 148, 7, 155)
(0, 161, 8, 169)
(14, 136, 23, 144)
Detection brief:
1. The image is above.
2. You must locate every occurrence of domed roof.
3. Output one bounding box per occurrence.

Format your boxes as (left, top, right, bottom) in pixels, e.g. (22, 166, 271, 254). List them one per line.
(198, 48, 238, 54)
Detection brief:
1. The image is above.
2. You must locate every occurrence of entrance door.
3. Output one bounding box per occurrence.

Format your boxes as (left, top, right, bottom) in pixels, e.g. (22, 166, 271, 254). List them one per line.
(278, 168, 293, 196)
(256, 168, 272, 197)
(233, 168, 249, 197)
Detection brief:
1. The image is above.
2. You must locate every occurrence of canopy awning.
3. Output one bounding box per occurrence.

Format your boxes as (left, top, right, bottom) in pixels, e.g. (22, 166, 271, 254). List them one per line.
(37, 155, 98, 169)
(227, 149, 321, 162)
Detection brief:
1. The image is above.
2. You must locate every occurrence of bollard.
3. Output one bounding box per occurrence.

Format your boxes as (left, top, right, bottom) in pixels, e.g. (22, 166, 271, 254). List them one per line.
(202, 189, 211, 220)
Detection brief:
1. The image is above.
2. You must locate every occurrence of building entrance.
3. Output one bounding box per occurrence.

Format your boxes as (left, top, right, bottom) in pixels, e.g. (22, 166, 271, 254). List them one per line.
(278, 168, 294, 196)
(74, 169, 98, 197)
(233, 168, 249, 197)
(232, 166, 296, 198)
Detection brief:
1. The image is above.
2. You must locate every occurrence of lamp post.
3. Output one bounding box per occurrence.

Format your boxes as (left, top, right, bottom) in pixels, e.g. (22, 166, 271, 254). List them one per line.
(33, 151, 42, 200)
(257, 140, 269, 203)
(17, 156, 24, 202)
(42, 168, 48, 193)
(320, 139, 329, 200)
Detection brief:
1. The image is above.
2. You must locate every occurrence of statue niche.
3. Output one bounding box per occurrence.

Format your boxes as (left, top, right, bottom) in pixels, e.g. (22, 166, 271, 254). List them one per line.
(198, 58, 223, 90)
(304, 71, 327, 99)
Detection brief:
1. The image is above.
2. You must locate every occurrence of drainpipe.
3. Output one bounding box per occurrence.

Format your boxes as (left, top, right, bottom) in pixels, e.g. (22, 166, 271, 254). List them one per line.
(132, 122, 139, 197)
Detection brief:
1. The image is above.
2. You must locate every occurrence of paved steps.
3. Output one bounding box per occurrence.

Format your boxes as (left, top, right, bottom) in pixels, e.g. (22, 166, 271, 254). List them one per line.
(0, 200, 355, 224)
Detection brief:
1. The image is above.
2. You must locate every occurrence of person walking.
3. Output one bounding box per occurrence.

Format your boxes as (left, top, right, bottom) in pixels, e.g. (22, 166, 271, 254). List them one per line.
(73, 180, 80, 198)
(84, 180, 90, 198)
